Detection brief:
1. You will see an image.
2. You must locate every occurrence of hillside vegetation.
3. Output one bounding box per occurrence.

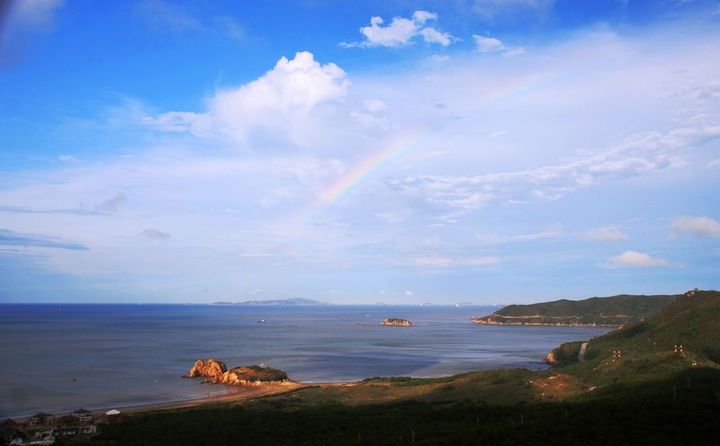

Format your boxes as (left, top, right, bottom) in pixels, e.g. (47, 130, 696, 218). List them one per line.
(76, 290, 720, 446)
(553, 289, 720, 387)
(473, 293, 678, 326)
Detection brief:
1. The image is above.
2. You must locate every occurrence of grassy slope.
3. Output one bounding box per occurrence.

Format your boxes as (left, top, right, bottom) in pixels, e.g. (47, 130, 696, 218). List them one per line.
(74, 291, 720, 446)
(557, 290, 720, 388)
(475, 293, 678, 325)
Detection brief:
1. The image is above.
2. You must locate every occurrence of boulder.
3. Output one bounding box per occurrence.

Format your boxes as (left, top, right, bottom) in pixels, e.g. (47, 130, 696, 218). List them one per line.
(186, 359, 227, 381)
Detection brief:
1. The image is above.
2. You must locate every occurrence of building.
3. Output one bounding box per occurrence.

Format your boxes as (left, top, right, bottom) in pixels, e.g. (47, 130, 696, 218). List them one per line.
(71, 409, 93, 424)
(27, 414, 54, 428)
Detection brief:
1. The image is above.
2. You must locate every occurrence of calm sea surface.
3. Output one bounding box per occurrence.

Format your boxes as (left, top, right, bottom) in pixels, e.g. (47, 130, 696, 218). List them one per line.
(0, 304, 610, 417)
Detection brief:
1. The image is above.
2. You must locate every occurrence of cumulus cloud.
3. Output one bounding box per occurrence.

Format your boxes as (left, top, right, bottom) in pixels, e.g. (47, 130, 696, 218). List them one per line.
(584, 226, 628, 241)
(670, 216, 720, 237)
(342, 11, 454, 48)
(143, 51, 351, 147)
(609, 250, 668, 268)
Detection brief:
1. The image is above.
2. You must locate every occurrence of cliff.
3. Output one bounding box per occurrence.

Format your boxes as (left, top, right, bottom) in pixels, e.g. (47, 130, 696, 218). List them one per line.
(473, 293, 677, 327)
(187, 360, 289, 385)
(381, 318, 415, 327)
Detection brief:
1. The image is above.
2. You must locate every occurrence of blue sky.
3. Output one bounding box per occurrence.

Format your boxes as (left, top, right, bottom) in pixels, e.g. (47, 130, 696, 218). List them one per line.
(0, 0, 719, 304)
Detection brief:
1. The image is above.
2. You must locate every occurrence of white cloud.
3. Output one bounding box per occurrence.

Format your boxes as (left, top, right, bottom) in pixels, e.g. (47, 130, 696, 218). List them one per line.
(609, 250, 668, 268)
(388, 124, 720, 211)
(420, 27, 453, 47)
(412, 10, 437, 24)
(404, 290, 414, 296)
(344, 11, 454, 48)
(144, 52, 351, 147)
(473, 34, 524, 55)
(670, 216, 720, 237)
(708, 158, 720, 168)
(474, 35, 504, 52)
(584, 226, 628, 241)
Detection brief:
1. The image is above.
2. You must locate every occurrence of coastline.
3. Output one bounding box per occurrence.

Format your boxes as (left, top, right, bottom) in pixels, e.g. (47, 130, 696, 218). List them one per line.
(473, 320, 621, 327)
(9, 381, 315, 422)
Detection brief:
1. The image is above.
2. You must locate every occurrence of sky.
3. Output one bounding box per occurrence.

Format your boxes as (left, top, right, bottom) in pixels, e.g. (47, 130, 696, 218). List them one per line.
(0, 0, 719, 304)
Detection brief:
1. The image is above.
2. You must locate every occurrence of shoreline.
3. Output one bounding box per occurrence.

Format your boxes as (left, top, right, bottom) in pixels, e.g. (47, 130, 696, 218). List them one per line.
(473, 320, 622, 327)
(7, 381, 342, 422)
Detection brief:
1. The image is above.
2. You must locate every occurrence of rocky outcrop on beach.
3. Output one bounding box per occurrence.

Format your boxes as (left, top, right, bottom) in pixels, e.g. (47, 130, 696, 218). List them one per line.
(381, 318, 415, 327)
(187, 359, 289, 386)
(546, 351, 558, 366)
(187, 359, 227, 380)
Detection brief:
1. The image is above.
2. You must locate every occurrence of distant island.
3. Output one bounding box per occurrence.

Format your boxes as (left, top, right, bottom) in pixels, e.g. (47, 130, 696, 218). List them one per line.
(381, 318, 415, 327)
(472, 293, 679, 327)
(213, 298, 330, 306)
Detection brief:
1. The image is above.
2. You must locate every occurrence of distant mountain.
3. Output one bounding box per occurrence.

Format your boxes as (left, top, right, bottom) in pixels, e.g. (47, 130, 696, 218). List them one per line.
(234, 298, 330, 306)
(473, 293, 679, 326)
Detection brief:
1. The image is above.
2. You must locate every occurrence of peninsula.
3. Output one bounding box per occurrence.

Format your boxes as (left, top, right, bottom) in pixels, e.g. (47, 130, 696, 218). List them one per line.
(472, 293, 678, 327)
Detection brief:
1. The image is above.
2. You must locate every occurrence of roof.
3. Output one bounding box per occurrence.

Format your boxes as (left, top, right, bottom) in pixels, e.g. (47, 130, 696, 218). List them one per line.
(105, 409, 121, 416)
(30, 413, 53, 418)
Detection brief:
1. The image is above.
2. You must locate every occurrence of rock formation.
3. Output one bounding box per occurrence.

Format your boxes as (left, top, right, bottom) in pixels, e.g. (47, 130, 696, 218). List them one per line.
(187, 360, 289, 386)
(381, 318, 415, 327)
(187, 359, 227, 380)
(546, 351, 558, 366)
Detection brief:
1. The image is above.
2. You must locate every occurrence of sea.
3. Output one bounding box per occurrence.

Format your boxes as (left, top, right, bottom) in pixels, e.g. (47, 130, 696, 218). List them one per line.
(0, 304, 611, 418)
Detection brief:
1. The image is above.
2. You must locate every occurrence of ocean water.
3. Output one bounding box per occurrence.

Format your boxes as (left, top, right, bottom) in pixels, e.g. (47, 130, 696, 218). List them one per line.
(0, 304, 610, 417)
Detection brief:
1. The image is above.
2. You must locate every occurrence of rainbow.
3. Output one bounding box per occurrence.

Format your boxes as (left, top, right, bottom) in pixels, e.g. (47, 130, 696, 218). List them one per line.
(292, 71, 556, 223)
(292, 132, 421, 223)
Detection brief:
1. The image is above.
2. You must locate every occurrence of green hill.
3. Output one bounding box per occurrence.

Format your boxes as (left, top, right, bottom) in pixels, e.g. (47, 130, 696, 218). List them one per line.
(474, 293, 678, 326)
(551, 289, 720, 385)
(74, 290, 720, 446)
